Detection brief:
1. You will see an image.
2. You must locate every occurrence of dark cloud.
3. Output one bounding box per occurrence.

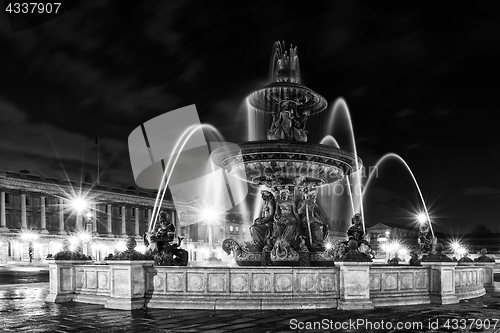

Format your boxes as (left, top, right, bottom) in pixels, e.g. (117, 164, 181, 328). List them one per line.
(0, 1, 500, 232)
(461, 187, 500, 198)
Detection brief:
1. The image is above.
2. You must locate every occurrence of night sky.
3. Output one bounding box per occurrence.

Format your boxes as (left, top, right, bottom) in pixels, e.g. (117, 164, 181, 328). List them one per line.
(1, 1, 500, 235)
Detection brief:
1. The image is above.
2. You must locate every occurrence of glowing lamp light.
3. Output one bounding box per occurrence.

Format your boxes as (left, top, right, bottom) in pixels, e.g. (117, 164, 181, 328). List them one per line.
(398, 248, 408, 257)
(202, 207, 222, 224)
(78, 232, 91, 243)
(451, 242, 461, 251)
(51, 242, 62, 253)
(115, 241, 127, 252)
(20, 231, 39, 241)
(68, 236, 79, 246)
(135, 244, 147, 253)
(417, 213, 427, 223)
(457, 247, 467, 256)
(325, 242, 332, 250)
(71, 198, 88, 213)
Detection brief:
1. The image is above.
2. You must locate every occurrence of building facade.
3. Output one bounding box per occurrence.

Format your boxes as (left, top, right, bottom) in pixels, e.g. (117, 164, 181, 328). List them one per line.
(0, 170, 179, 263)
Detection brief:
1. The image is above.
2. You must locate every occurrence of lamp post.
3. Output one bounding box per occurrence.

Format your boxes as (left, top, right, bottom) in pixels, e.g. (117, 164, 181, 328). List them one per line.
(378, 231, 390, 259)
(200, 203, 222, 261)
(208, 220, 213, 259)
(85, 212, 93, 233)
(20, 231, 39, 263)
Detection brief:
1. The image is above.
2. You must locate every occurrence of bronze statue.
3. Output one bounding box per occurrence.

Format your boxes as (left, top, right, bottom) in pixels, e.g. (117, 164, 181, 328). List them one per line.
(273, 188, 300, 245)
(297, 190, 328, 251)
(347, 213, 364, 242)
(143, 210, 187, 266)
(268, 102, 309, 142)
(249, 190, 276, 250)
(418, 218, 433, 254)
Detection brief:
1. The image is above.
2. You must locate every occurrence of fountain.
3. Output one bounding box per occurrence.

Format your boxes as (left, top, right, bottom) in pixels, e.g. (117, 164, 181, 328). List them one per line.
(45, 41, 497, 311)
(211, 42, 363, 266)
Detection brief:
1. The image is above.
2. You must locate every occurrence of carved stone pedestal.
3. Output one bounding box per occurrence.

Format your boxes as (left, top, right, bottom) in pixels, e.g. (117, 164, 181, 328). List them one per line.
(45, 260, 91, 303)
(336, 261, 373, 310)
(105, 260, 154, 310)
(420, 262, 459, 305)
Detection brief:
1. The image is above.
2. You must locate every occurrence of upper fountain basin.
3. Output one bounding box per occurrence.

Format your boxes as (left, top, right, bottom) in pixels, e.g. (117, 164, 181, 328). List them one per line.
(211, 140, 362, 188)
(247, 82, 328, 115)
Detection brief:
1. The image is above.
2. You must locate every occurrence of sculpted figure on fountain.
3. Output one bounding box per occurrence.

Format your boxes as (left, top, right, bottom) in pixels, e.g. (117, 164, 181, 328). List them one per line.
(143, 210, 188, 266)
(297, 190, 329, 252)
(347, 213, 365, 243)
(292, 109, 309, 142)
(249, 190, 276, 250)
(268, 101, 308, 142)
(418, 218, 434, 255)
(273, 187, 300, 245)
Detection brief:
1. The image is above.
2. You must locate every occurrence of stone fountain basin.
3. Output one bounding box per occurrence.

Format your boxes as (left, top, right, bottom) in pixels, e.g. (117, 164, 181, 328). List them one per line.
(211, 140, 362, 187)
(46, 261, 495, 310)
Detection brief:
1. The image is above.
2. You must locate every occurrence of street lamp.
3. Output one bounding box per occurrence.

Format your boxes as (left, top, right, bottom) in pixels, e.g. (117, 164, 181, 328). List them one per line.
(70, 197, 92, 232)
(417, 213, 427, 224)
(199, 204, 224, 260)
(20, 231, 39, 263)
(85, 212, 93, 233)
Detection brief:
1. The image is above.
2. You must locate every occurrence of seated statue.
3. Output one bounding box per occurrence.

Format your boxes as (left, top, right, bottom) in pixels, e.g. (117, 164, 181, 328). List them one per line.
(273, 188, 300, 245)
(249, 190, 276, 250)
(458, 252, 474, 263)
(344, 213, 371, 254)
(144, 210, 187, 266)
(474, 248, 495, 262)
(418, 218, 433, 254)
(347, 213, 365, 243)
(409, 252, 420, 266)
(297, 191, 328, 252)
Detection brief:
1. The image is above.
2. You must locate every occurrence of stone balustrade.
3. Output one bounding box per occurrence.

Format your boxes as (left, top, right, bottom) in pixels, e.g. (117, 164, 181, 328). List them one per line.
(454, 266, 485, 299)
(369, 265, 430, 307)
(46, 260, 493, 310)
(145, 266, 340, 310)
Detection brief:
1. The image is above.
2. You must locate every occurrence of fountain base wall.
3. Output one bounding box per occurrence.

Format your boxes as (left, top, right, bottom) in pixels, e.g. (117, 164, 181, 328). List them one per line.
(145, 266, 340, 310)
(45, 261, 496, 310)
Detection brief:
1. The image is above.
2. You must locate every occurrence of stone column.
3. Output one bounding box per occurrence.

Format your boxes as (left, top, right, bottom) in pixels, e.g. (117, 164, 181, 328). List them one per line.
(336, 261, 374, 310)
(147, 209, 152, 231)
(121, 206, 126, 236)
(58, 198, 66, 235)
(0, 192, 8, 232)
(21, 194, 27, 229)
(40, 197, 49, 234)
(134, 208, 139, 236)
(91, 203, 97, 233)
(420, 262, 459, 304)
(107, 205, 113, 237)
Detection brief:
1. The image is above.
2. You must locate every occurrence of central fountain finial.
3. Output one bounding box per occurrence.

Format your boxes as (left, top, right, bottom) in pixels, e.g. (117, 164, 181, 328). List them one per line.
(247, 41, 328, 142)
(270, 42, 300, 84)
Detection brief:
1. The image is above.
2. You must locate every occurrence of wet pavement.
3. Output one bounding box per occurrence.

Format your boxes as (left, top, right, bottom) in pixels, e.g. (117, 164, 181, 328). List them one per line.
(0, 265, 49, 285)
(1, 281, 500, 332)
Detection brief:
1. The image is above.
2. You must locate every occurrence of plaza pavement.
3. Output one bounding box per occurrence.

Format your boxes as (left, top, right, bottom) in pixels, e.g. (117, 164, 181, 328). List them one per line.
(1, 280, 500, 332)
